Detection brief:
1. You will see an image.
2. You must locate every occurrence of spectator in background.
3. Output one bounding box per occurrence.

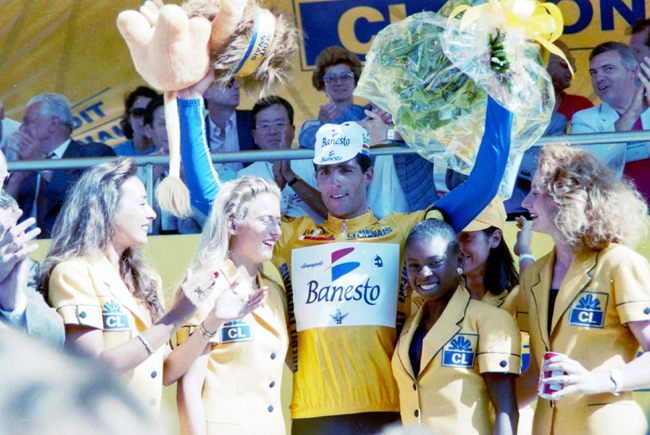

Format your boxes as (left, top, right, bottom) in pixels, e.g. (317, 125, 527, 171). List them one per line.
(571, 42, 650, 203)
(203, 77, 257, 174)
(0, 101, 20, 161)
(5, 93, 115, 238)
(0, 189, 64, 346)
(628, 18, 650, 64)
(548, 40, 594, 125)
(298, 46, 365, 149)
(114, 86, 159, 156)
(237, 96, 327, 222)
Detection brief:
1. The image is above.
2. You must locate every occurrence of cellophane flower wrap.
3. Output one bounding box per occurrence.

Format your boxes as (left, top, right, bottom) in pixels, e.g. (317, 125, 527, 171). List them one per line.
(355, 0, 556, 198)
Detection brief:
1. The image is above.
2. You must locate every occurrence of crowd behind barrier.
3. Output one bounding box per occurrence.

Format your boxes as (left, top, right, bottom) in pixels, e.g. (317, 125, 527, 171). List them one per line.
(7, 129, 650, 212)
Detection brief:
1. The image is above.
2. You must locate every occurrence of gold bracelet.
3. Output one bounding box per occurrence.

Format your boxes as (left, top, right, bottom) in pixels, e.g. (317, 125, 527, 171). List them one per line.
(137, 335, 154, 356)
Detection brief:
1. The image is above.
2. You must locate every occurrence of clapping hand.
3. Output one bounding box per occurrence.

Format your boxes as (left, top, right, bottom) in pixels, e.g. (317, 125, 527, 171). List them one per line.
(203, 274, 268, 332)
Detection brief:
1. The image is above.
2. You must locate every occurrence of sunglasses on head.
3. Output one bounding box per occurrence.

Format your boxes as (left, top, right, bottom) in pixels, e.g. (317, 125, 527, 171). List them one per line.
(131, 107, 146, 117)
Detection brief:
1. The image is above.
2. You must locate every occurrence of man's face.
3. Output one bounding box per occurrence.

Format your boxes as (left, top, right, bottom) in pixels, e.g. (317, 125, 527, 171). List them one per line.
(315, 157, 373, 219)
(145, 106, 168, 153)
(18, 102, 51, 143)
(629, 27, 650, 64)
(204, 78, 241, 108)
(589, 50, 638, 107)
(547, 53, 575, 93)
(252, 104, 295, 151)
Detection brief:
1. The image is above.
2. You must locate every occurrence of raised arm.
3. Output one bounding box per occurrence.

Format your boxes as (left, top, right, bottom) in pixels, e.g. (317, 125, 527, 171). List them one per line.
(433, 96, 513, 233)
(178, 71, 222, 216)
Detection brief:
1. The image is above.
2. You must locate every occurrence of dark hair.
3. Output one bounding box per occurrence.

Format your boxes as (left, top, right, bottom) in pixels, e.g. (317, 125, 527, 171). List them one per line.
(405, 218, 460, 258)
(312, 46, 363, 92)
(143, 96, 165, 127)
(314, 153, 373, 174)
(119, 86, 160, 139)
(252, 96, 294, 126)
(481, 227, 519, 295)
(627, 18, 650, 50)
(589, 42, 638, 70)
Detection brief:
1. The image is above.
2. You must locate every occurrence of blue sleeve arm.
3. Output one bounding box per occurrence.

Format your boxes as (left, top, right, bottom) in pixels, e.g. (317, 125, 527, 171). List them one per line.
(179, 98, 221, 216)
(298, 121, 320, 150)
(433, 96, 513, 233)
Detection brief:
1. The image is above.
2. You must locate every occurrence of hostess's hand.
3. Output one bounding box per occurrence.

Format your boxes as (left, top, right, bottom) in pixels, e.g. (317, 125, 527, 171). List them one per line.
(514, 216, 532, 256)
(203, 275, 268, 332)
(542, 353, 614, 399)
(167, 269, 217, 326)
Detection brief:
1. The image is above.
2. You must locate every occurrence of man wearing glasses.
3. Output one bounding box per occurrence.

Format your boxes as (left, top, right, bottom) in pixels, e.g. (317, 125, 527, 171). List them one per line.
(203, 77, 258, 174)
(237, 96, 327, 222)
(5, 93, 114, 238)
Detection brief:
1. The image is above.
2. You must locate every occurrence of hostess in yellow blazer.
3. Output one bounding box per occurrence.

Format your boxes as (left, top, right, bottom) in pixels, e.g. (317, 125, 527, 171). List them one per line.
(518, 244, 650, 435)
(48, 255, 165, 416)
(393, 286, 521, 435)
(177, 260, 289, 435)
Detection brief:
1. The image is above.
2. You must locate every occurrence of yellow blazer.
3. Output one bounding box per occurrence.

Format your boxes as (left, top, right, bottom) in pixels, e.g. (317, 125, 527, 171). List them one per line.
(177, 260, 289, 435)
(48, 255, 165, 416)
(481, 286, 519, 318)
(393, 286, 521, 435)
(518, 244, 650, 435)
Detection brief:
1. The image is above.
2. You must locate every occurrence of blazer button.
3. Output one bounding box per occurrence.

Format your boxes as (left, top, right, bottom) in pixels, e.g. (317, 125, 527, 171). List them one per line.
(151, 371, 157, 378)
(414, 409, 419, 417)
(500, 360, 507, 368)
(271, 353, 276, 360)
(644, 307, 650, 315)
(270, 381, 276, 388)
(79, 311, 87, 319)
(268, 405, 274, 412)
(412, 383, 417, 391)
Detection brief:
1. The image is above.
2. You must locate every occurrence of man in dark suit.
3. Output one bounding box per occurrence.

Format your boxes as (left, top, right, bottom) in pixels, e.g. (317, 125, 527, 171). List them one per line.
(203, 78, 257, 172)
(5, 93, 115, 238)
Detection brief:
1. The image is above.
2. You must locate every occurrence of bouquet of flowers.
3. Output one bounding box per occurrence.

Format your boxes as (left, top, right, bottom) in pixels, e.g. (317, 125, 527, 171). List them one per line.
(355, 0, 565, 198)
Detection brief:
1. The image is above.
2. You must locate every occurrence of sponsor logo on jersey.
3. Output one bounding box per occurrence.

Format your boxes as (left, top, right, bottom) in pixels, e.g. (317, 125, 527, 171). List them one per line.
(219, 317, 254, 343)
(330, 309, 349, 324)
(569, 292, 607, 328)
(346, 227, 393, 240)
(442, 334, 477, 368)
(102, 299, 130, 331)
(292, 242, 399, 330)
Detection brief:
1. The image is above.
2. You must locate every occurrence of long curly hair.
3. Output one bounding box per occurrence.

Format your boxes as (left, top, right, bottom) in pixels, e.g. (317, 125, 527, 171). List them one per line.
(535, 144, 648, 250)
(41, 158, 165, 322)
(189, 176, 281, 276)
(183, 0, 300, 98)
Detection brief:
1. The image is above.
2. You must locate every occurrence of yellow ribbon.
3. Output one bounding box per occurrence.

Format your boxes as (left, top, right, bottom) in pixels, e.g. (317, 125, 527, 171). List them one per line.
(449, 0, 573, 75)
(234, 9, 276, 77)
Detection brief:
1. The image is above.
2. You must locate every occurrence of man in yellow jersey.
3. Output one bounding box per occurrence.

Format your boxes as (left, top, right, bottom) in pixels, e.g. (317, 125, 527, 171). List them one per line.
(177, 77, 513, 433)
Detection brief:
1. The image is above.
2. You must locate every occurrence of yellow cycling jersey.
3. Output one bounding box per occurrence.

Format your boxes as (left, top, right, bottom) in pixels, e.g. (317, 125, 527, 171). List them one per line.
(273, 208, 442, 418)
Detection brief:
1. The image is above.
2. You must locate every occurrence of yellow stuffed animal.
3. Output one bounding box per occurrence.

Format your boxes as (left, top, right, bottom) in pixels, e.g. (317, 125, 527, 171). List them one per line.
(117, 0, 298, 217)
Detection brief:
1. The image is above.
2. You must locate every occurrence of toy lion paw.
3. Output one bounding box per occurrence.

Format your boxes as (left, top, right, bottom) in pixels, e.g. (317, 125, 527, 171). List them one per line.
(117, 0, 212, 91)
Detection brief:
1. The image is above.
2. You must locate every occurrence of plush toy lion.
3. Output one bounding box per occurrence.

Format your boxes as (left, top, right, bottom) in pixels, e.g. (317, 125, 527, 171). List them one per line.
(117, 0, 299, 217)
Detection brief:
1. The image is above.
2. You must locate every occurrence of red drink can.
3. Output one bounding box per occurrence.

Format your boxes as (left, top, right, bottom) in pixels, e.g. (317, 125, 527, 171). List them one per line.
(538, 352, 567, 400)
